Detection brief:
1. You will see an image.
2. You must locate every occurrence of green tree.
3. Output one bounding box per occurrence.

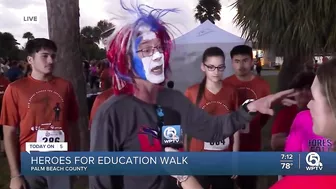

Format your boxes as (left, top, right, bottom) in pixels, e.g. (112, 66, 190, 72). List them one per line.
(46, 0, 89, 152)
(22, 32, 35, 41)
(232, 0, 336, 90)
(195, 0, 222, 24)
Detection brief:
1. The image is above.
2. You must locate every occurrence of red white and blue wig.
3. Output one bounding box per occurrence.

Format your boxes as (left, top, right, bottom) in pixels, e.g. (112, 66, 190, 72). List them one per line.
(106, 0, 179, 95)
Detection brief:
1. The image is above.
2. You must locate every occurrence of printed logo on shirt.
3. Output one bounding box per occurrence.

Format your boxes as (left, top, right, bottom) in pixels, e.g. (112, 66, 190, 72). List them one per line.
(28, 89, 64, 123)
(308, 139, 333, 152)
(138, 126, 162, 152)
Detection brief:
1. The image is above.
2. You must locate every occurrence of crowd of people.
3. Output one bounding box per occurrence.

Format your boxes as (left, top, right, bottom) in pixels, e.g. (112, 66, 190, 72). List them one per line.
(0, 1, 336, 189)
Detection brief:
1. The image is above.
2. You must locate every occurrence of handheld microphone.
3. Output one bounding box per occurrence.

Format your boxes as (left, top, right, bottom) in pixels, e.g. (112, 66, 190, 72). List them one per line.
(161, 125, 184, 149)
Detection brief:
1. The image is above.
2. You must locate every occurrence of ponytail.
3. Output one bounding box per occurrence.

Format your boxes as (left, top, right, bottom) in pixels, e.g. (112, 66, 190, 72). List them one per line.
(195, 77, 206, 106)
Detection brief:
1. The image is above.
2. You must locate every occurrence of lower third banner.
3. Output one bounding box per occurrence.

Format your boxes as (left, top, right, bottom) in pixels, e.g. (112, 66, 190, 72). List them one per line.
(21, 152, 336, 176)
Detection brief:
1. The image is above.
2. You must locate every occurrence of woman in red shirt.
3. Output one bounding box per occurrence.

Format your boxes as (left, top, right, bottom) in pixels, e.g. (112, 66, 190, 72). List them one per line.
(270, 59, 336, 188)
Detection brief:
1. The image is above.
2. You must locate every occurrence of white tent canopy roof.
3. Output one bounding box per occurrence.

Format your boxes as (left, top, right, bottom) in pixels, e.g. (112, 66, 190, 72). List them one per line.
(169, 20, 250, 92)
(174, 20, 246, 45)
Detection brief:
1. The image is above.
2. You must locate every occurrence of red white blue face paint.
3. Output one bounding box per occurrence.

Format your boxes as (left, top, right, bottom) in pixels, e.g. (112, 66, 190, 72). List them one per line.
(105, 0, 179, 95)
(133, 30, 165, 84)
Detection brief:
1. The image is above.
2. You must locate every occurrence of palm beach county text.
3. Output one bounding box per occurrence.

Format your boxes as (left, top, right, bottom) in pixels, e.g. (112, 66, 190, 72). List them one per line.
(30, 156, 188, 172)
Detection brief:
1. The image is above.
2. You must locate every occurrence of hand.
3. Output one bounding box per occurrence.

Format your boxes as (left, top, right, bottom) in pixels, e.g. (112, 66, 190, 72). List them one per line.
(164, 147, 182, 179)
(10, 176, 26, 189)
(231, 175, 238, 179)
(247, 89, 297, 115)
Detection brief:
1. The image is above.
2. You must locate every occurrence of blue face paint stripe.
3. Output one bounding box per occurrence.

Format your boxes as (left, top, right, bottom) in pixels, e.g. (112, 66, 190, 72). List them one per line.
(132, 36, 147, 80)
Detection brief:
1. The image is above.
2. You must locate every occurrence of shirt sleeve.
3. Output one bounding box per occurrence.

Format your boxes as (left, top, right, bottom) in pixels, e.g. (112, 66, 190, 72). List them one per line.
(89, 96, 103, 129)
(284, 115, 303, 152)
(157, 89, 254, 142)
(184, 87, 194, 103)
(67, 83, 79, 123)
(0, 85, 20, 126)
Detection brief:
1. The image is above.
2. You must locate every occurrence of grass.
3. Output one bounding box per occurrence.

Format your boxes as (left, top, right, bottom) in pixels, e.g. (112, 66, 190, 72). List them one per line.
(0, 72, 279, 189)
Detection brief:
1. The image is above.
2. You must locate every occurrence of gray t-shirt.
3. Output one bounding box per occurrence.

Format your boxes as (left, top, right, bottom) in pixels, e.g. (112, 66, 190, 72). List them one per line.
(89, 88, 253, 189)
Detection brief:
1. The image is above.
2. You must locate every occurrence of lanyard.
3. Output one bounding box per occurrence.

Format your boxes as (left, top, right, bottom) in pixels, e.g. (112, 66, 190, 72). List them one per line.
(155, 105, 164, 135)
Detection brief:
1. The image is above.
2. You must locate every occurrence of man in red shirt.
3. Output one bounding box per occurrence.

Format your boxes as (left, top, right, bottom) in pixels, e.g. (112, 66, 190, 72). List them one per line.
(0, 38, 79, 189)
(223, 45, 270, 189)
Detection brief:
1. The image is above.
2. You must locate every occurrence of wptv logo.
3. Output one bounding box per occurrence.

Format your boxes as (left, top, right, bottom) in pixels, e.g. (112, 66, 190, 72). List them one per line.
(305, 152, 323, 171)
(162, 125, 182, 144)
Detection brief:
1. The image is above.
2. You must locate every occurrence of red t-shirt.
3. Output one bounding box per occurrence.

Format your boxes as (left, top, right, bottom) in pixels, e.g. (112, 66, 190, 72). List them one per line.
(270, 176, 336, 189)
(184, 83, 238, 152)
(0, 76, 79, 151)
(271, 105, 299, 135)
(223, 75, 271, 151)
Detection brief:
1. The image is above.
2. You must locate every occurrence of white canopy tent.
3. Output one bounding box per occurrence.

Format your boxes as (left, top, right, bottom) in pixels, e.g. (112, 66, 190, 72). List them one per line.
(169, 20, 250, 92)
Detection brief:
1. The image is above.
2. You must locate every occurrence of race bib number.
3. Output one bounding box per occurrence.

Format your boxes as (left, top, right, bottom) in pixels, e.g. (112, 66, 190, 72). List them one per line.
(204, 137, 230, 151)
(241, 123, 250, 134)
(36, 130, 65, 143)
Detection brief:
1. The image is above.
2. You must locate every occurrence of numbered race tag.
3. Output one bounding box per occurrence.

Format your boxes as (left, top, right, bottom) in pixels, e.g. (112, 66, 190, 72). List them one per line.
(241, 123, 250, 134)
(36, 130, 65, 143)
(204, 137, 230, 151)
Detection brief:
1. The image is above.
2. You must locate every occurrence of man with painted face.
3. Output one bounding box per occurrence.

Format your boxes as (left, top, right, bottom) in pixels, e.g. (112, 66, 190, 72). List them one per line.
(89, 1, 297, 189)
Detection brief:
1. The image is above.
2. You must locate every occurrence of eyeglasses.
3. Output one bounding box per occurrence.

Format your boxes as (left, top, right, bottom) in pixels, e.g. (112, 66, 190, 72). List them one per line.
(136, 46, 164, 57)
(203, 63, 226, 71)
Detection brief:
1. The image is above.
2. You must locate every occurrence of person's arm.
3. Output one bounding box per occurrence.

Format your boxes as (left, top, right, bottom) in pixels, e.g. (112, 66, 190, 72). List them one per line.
(271, 133, 287, 151)
(0, 85, 21, 178)
(67, 83, 80, 151)
(232, 132, 240, 152)
(180, 176, 203, 189)
(3, 126, 20, 177)
(157, 89, 253, 142)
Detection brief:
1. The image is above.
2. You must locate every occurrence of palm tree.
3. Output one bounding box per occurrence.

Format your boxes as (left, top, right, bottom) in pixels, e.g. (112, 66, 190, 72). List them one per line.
(232, 0, 336, 91)
(22, 32, 35, 41)
(46, 0, 89, 152)
(80, 26, 101, 44)
(195, 0, 222, 24)
(97, 20, 115, 39)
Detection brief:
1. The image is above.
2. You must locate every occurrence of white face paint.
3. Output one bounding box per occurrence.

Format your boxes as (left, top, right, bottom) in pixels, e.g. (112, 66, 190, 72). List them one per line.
(139, 31, 165, 84)
(142, 51, 165, 84)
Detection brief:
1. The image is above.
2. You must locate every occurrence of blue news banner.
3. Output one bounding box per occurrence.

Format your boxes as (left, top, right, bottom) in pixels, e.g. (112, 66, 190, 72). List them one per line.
(21, 152, 336, 176)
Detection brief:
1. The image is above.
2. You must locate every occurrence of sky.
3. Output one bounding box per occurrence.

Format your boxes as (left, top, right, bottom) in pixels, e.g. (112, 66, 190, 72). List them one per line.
(0, 0, 241, 48)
